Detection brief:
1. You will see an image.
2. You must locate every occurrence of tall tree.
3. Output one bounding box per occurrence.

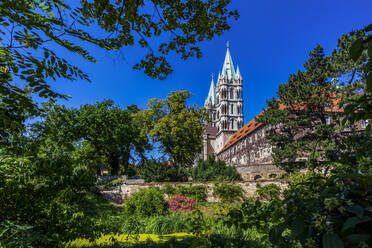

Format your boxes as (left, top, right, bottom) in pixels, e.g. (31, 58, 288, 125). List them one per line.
(258, 45, 340, 172)
(141, 90, 206, 167)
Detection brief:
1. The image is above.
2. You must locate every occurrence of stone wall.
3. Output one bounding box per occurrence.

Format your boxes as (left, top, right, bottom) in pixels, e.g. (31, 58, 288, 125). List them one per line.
(101, 180, 289, 204)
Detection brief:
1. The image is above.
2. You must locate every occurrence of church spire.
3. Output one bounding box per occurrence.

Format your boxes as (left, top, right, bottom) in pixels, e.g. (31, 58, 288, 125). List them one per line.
(235, 65, 242, 80)
(204, 74, 216, 106)
(221, 41, 235, 80)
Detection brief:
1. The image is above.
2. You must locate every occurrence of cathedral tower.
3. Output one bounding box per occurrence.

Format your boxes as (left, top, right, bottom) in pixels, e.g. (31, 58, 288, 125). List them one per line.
(204, 42, 244, 153)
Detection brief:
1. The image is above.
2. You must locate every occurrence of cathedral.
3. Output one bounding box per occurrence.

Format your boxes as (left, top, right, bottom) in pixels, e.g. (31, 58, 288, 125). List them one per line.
(202, 42, 280, 180)
(202, 43, 367, 181)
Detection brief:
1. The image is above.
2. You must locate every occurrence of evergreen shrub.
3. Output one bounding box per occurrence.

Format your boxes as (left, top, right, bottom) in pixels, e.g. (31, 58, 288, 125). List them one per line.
(191, 156, 241, 182)
(139, 160, 189, 182)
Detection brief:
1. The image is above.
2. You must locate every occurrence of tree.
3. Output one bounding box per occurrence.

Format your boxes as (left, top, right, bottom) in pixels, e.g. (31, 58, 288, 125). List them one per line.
(29, 100, 149, 175)
(258, 45, 340, 172)
(141, 90, 206, 167)
(0, 0, 238, 137)
(268, 25, 372, 248)
(191, 155, 241, 182)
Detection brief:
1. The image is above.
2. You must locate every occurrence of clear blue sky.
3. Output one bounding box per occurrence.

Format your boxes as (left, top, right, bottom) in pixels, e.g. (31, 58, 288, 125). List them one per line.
(51, 0, 372, 123)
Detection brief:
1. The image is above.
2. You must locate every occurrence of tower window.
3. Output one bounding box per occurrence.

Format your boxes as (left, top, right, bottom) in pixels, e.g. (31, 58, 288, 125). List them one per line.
(230, 89, 234, 99)
(231, 105, 234, 114)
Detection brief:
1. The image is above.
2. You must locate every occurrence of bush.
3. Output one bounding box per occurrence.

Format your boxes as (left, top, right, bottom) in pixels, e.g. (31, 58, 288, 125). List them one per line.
(191, 156, 241, 182)
(175, 185, 208, 202)
(123, 187, 168, 218)
(213, 182, 244, 203)
(0, 153, 96, 246)
(139, 160, 189, 182)
(256, 183, 281, 202)
(145, 214, 194, 235)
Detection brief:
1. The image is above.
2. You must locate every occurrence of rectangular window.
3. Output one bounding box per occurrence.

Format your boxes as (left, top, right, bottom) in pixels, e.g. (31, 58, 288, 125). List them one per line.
(362, 120, 367, 128)
(325, 115, 331, 125)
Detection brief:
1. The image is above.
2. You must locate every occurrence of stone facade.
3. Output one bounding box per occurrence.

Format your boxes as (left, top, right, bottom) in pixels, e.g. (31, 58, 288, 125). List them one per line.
(101, 180, 289, 204)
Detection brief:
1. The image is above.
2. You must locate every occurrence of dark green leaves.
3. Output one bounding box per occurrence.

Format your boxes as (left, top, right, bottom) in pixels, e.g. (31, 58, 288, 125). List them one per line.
(322, 233, 344, 248)
(349, 38, 364, 62)
(342, 216, 372, 232)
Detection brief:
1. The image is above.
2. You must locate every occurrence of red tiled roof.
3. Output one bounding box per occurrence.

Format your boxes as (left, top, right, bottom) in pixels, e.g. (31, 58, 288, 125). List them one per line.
(218, 115, 264, 154)
(218, 95, 344, 154)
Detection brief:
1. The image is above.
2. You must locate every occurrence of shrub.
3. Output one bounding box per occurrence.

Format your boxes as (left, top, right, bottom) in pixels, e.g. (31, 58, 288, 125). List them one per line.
(256, 183, 281, 201)
(191, 156, 241, 182)
(175, 185, 208, 202)
(161, 184, 177, 196)
(0, 153, 96, 246)
(123, 187, 168, 218)
(168, 195, 195, 212)
(139, 160, 189, 182)
(213, 182, 244, 203)
(145, 214, 194, 235)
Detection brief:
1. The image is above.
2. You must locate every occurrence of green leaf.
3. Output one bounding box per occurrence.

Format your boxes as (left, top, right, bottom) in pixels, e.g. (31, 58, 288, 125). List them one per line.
(349, 39, 364, 62)
(365, 24, 372, 32)
(342, 216, 372, 232)
(291, 216, 305, 237)
(322, 233, 344, 248)
(366, 72, 372, 93)
(366, 124, 371, 133)
(347, 234, 370, 243)
(346, 205, 364, 218)
(269, 226, 283, 245)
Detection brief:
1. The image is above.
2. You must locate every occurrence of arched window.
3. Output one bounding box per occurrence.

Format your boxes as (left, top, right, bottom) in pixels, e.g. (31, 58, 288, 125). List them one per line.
(230, 88, 234, 99)
(254, 175, 262, 181)
(231, 104, 234, 114)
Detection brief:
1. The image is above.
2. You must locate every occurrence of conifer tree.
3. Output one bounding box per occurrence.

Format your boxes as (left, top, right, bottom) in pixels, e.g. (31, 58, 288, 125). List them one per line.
(258, 45, 340, 172)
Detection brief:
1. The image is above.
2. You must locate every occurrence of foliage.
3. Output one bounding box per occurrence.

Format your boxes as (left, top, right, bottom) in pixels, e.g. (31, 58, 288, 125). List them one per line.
(123, 187, 168, 218)
(77, 100, 150, 175)
(0, 0, 238, 110)
(65, 233, 195, 248)
(140, 91, 207, 167)
(256, 183, 281, 202)
(96, 177, 126, 191)
(168, 195, 195, 212)
(258, 44, 343, 172)
(0, 221, 38, 248)
(213, 182, 244, 203)
(161, 184, 208, 202)
(174, 185, 208, 202)
(30, 100, 149, 175)
(139, 159, 189, 182)
(0, 152, 96, 246)
(191, 156, 241, 182)
(145, 214, 194, 235)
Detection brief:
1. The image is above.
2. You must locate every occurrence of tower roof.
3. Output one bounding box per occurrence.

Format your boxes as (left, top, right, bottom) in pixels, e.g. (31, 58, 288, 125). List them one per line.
(221, 41, 235, 80)
(204, 75, 216, 106)
(235, 65, 242, 80)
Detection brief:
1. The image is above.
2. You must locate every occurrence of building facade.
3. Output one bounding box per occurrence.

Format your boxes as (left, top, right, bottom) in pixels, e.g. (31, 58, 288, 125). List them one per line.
(202, 44, 368, 181)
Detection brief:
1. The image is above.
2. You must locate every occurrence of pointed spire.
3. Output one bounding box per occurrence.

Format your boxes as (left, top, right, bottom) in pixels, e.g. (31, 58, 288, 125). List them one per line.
(235, 65, 242, 80)
(204, 74, 216, 107)
(221, 41, 235, 80)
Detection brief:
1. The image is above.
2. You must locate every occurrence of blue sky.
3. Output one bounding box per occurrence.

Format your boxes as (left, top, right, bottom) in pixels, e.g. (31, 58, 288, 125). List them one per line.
(52, 0, 372, 123)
